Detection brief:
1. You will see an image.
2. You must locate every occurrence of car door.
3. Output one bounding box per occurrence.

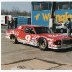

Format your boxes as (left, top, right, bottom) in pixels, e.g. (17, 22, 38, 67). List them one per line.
(24, 27, 36, 45)
(18, 27, 36, 45)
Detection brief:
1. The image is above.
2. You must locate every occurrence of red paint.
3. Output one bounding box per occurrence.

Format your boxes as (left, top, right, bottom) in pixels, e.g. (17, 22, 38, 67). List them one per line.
(6, 25, 72, 49)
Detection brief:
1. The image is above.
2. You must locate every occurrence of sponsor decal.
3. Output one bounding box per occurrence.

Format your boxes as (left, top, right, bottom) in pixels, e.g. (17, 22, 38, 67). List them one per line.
(47, 38, 53, 41)
(48, 34, 62, 37)
(32, 35, 40, 40)
(48, 41, 53, 45)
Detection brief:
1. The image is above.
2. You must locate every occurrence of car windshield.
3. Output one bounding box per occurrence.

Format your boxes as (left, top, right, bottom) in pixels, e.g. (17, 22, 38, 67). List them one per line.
(34, 27, 50, 34)
(56, 24, 62, 26)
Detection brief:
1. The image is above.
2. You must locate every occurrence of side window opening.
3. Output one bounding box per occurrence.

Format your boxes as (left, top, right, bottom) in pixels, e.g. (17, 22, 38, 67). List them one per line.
(29, 28, 35, 34)
(24, 28, 30, 33)
(24, 28, 35, 34)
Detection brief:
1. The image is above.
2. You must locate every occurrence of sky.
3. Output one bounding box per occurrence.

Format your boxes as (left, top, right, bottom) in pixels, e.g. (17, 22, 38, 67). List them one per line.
(1, 2, 31, 12)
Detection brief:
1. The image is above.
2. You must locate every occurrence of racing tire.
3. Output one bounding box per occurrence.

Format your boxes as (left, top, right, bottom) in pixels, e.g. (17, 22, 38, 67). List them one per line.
(60, 28, 63, 33)
(38, 38, 48, 50)
(11, 36, 18, 44)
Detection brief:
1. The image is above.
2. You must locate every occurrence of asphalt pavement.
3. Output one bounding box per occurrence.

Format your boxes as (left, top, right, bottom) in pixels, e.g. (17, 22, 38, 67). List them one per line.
(1, 32, 72, 70)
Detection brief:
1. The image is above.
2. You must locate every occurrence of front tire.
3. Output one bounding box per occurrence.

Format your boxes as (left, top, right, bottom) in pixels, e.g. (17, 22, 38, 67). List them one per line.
(38, 38, 48, 50)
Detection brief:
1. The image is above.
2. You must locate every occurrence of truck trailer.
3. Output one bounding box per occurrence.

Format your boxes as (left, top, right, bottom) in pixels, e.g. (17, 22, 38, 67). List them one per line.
(1, 15, 12, 26)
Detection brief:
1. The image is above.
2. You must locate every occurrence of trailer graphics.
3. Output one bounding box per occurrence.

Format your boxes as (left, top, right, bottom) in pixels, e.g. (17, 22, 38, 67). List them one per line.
(32, 2, 72, 26)
(33, 11, 72, 25)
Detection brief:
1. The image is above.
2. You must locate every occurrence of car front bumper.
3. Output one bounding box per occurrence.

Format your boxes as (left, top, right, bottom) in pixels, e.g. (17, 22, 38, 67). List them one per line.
(48, 44, 72, 49)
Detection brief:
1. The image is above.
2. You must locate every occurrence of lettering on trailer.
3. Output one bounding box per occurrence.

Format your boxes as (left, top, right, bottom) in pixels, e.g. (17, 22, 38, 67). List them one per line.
(56, 12, 72, 22)
(34, 12, 72, 23)
(34, 13, 51, 21)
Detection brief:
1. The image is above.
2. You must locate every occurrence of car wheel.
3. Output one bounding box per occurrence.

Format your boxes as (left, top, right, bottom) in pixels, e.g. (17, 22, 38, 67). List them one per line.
(60, 28, 63, 33)
(11, 36, 18, 44)
(38, 38, 48, 50)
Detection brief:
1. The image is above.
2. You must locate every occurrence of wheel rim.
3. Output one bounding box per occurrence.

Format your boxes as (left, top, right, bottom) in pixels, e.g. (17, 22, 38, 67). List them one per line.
(12, 38, 15, 43)
(40, 42, 45, 49)
(39, 39, 47, 49)
(61, 29, 63, 33)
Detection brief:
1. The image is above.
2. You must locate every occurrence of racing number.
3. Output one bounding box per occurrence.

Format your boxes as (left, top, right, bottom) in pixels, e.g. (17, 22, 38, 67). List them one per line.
(25, 35, 31, 42)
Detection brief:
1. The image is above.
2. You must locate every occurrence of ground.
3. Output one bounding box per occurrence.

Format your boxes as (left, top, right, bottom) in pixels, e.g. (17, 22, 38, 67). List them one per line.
(1, 32, 72, 70)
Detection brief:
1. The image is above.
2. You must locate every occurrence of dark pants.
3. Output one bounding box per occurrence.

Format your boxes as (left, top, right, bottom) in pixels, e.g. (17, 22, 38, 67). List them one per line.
(67, 28, 71, 36)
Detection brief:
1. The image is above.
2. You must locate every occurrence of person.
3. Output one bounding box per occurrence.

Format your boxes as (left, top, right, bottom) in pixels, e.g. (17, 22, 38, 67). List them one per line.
(8, 19, 11, 29)
(52, 16, 56, 33)
(49, 18, 53, 33)
(14, 18, 17, 28)
(65, 18, 72, 37)
(10, 18, 14, 29)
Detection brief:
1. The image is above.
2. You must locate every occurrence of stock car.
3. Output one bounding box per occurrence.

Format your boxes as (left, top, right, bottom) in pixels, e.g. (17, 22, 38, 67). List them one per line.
(6, 25, 72, 50)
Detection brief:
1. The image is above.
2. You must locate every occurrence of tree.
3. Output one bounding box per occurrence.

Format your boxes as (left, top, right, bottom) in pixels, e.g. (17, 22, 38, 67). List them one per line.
(1, 8, 31, 16)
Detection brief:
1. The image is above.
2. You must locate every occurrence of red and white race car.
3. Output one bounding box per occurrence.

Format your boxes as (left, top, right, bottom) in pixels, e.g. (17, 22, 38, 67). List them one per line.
(6, 25, 72, 50)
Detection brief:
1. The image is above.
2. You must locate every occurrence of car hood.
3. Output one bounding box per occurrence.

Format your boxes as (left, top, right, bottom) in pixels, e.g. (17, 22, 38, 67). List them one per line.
(39, 33, 70, 41)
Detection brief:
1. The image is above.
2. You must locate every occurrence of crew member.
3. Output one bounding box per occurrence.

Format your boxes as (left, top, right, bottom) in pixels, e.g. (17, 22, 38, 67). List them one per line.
(10, 18, 14, 29)
(8, 19, 11, 29)
(65, 18, 72, 37)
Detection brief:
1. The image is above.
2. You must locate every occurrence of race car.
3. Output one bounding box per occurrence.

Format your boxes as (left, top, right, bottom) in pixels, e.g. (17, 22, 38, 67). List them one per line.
(6, 25, 72, 50)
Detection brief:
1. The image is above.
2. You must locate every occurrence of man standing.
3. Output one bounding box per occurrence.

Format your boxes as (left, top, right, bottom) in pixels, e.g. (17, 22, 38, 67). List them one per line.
(14, 18, 17, 28)
(10, 18, 14, 29)
(66, 18, 72, 37)
(8, 19, 11, 29)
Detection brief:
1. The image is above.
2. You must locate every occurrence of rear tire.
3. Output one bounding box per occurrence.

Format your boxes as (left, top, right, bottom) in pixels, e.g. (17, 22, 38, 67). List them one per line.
(11, 36, 18, 44)
(60, 28, 63, 33)
(38, 38, 48, 50)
